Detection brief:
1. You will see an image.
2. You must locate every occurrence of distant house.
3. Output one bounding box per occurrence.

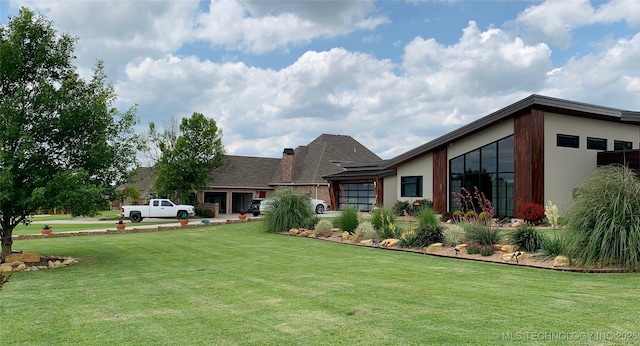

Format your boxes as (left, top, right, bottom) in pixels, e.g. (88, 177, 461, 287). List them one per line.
(325, 94, 640, 218)
(202, 134, 381, 214)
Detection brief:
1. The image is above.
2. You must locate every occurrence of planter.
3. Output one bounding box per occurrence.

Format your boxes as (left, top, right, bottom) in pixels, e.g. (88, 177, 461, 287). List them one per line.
(179, 219, 189, 227)
(238, 214, 247, 220)
(41, 229, 53, 235)
(116, 223, 126, 231)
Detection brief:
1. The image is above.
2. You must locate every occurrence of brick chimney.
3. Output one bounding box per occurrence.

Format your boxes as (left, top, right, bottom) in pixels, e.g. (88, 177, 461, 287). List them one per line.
(282, 148, 294, 182)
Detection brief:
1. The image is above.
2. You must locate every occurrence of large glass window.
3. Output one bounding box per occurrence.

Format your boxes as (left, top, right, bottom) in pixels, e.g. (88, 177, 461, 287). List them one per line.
(401, 176, 423, 198)
(449, 135, 514, 217)
(614, 140, 632, 150)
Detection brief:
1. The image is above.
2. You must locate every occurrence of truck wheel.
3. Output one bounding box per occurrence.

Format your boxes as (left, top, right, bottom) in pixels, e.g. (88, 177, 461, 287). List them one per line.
(315, 204, 325, 214)
(177, 211, 188, 219)
(130, 213, 142, 223)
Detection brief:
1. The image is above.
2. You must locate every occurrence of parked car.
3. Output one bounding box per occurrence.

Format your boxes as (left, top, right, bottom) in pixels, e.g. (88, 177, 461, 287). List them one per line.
(259, 197, 329, 214)
(247, 199, 263, 216)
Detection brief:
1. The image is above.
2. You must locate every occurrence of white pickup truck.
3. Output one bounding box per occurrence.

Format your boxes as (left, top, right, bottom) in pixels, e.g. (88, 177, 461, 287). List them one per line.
(120, 199, 196, 223)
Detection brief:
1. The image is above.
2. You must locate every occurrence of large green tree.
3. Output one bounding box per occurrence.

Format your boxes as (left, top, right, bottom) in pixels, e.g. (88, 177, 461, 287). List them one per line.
(0, 8, 142, 261)
(148, 112, 225, 203)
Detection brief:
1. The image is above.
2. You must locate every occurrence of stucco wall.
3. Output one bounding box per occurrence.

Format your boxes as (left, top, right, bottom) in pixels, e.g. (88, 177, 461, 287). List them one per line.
(383, 175, 397, 208)
(544, 112, 640, 215)
(396, 153, 433, 202)
(447, 119, 514, 159)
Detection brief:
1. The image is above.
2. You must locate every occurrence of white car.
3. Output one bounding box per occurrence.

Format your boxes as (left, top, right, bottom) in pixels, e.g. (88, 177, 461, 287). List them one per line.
(260, 197, 329, 214)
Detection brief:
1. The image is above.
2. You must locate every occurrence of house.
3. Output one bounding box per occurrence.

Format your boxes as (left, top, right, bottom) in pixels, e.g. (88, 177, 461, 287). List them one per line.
(201, 134, 381, 214)
(325, 94, 640, 218)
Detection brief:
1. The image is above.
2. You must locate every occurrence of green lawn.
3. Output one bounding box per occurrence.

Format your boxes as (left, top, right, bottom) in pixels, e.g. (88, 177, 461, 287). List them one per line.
(2, 222, 639, 345)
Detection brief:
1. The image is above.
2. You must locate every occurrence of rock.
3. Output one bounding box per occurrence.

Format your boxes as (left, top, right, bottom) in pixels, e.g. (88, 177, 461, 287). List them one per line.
(510, 221, 521, 227)
(553, 255, 569, 267)
(425, 243, 443, 254)
(360, 239, 373, 245)
(289, 228, 301, 235)
(380, 238, 399, 247)
(16, 263, 27, 271)
(48, 260, 54, 269)
(455, 244, 468, 250)
(341, 231, 350, 240)
(0, 264, 13, 272)
(501, 244, 518, 253)
(5, 252, 40, 263)
(301, 230, 315, 237)
(53, 261, 63, 268)
(493, 244, 504, 251)
(332, 228, 342, 233)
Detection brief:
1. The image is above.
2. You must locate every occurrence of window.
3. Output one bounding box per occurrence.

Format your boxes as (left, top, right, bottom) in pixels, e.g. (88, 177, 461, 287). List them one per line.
(587, 137, 607, 151)
(338, 183, 375, 211)
(401, 176, 423, 198)
(614, 140, 632, 150)
(557, 134, 579, 148)
(161, 200, 173, 207)
(153, 200, 159, 207)
(449, 135, 514, 216)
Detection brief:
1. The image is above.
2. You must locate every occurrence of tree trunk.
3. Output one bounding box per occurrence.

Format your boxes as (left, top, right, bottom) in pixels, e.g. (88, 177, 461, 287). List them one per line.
(1, 232, 13, 263)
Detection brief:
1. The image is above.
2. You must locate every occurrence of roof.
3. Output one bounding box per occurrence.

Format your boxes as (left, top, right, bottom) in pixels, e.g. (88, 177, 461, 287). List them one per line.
(382, 94, 639, 169)
(119, 166, 156, 193)
(271, 134, 382, 184)
(208, 155, 280, 188)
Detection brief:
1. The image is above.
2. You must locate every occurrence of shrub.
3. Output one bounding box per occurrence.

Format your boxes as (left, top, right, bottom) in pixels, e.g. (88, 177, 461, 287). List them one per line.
(544, 200, 560, 229)
(464, 210, 477, 221)
(398, 230, 419, 247)
(463, 222, 501, 246)
(467, 245, 481, 254)
(443, 225, 466, 246)
(509, 225, 543, 252)
(521, 203, 545, 225)
(564, 165, 640, 271)
(336, 205, 359, 233)
(262, 190, 315, 233)
(314, 219, 334, 237)
(195, 207, 212, 218)
(379, 223, 402, 240)
(370, 208, 395, 231)
(479, 246, 495, 256)
(353, 221, 378, 242)
(537, 233, 566, 260)
(413, 199, 434, 214)
(405, 207, 443, 247)
(392, 200, 412, 216)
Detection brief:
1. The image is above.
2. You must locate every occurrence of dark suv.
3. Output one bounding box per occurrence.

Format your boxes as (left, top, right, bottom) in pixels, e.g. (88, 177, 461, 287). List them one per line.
(247, 199, 263, 216)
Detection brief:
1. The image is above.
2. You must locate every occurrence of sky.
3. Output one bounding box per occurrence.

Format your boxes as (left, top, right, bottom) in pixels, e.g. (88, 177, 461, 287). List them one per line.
(2, 0, 640, 163)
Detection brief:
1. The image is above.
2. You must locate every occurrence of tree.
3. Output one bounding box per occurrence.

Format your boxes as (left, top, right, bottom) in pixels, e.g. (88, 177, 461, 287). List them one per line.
(0, 8, 142, 262)
(148, 112, 225, 203)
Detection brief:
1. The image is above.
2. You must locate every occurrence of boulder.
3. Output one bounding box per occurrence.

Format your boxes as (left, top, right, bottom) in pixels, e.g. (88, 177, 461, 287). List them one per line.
(502, 252, 525, 262)
(16, 263, 27, 271)
(425, 243, 443, 254)
(0, 264, 13, 272)
(360, 239, 373, 245)
(455, 244, 468, 251)
(341, 231, 350, 240)
(553, 255, 569, 267)
(501, 244, 518, 253)
(289, 228, 301, 235)
(493, 244, 504, 251)
(5, 252, 40, 263)
(380, 238, 399, 247)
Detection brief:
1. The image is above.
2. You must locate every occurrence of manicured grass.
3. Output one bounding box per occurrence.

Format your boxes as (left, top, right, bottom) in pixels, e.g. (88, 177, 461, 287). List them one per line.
(2, 222, 639, 345)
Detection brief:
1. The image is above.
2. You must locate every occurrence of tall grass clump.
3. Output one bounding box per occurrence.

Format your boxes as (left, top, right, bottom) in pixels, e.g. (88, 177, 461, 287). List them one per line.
(371, 208, 401, 239)
(404, 207, 443, 247)
(537, 232, 567, 259)
(509, 224, 543, 252)
(564, 165, 640, 271)
(262, 190, 315, 233)
(336, 205, 359, 233)
(462, 222, 501, 246)
(443, 224, 466, 246)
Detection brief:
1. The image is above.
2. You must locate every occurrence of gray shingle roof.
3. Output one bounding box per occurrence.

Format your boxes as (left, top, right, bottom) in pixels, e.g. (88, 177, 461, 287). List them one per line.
(208, 155, 280, 188)
(270, 134, 381, 184)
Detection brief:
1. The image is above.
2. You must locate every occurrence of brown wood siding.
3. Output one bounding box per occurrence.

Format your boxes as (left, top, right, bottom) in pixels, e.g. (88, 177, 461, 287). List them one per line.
(514, 109, 544, 218)
(432, 147, 448, 213)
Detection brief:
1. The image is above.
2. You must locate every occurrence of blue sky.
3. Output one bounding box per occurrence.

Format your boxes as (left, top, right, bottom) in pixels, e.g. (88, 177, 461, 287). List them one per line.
(2, 0, 640, 162)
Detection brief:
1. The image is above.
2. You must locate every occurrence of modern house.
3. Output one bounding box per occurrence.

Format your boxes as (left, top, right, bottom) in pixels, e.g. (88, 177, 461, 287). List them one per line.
(325, 94, 640, 218)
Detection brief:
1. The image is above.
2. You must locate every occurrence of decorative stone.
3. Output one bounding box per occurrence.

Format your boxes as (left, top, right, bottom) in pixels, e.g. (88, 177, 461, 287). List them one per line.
(0, 264, 13, 272)
(455, 244, 467, 250)
(493, 244, 504, 251)
(510, 221, 521, 228)
(380, 238, 399, 247)
(425, 243, 443, 254)
(289, 228, 301, 235)
(553, 255, 569, 267)
(301, 230, 315, 237)
(501, 244, 518, 253)
(502, 252, 525, 262)
(341, 231, 350, 240)
(16, 263, 27, 271)
(5, 252, 40, 263)
(360, 239, 373, 245)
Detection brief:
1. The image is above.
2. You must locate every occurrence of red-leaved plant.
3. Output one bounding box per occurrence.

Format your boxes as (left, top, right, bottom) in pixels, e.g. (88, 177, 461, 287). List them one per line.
(521, 203, 545, 225)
